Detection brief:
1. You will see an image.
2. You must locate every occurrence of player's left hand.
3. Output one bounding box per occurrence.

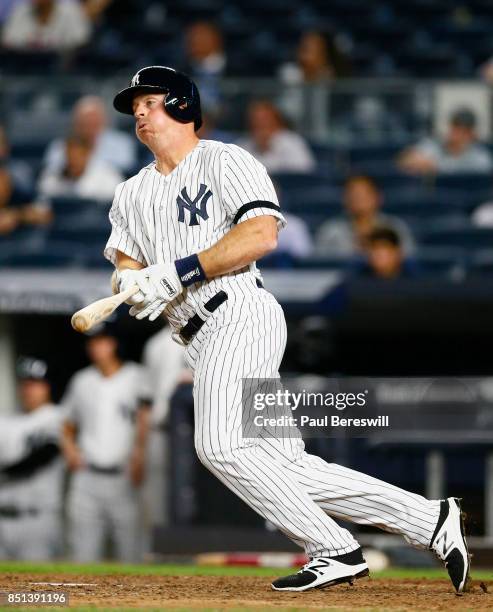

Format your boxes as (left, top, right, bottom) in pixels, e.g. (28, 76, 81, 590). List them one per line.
(129, 263, 183, 321)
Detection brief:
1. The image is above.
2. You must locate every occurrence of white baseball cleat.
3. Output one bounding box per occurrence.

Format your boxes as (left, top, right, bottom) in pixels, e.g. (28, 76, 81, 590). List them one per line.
(430, 497, 471, 595)
(271, 548, 369, 592)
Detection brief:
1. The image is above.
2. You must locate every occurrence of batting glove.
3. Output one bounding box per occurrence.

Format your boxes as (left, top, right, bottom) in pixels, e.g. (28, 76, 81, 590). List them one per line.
(128, 263, 183, 321)
(115, 269, 148, 306)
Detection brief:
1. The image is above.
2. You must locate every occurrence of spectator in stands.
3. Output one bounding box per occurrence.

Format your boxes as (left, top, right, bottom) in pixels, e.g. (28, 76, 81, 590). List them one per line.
(0, 125, 43, 235)
(279, 31, 350, 138)
(238, 100, 316, 174)
(471, 200, 493, 227)
(315, 175, 415, 256)
(360, 226, 414, 279)
(82, 0, 113, 24)
(0, 1, 24, 24)
(38, 133, 122, 202)
(398, 107, 493, 175)
(280, 30, 351, 84)
(277, 213, 313, 258)
(0, 125, 33, 193)
(44, 96, 136, 175)
(183, 21, 226, 109)
(1, 0, 91, 51)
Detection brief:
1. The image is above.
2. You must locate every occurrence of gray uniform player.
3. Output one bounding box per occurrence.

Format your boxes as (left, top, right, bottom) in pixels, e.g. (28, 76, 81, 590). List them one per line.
(62, 325, 150, 562)
(0, 358, 64, 560)
(106, 66, 470, 593)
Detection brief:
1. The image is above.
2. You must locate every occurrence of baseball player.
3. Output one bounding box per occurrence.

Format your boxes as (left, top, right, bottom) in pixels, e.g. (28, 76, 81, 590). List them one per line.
(61, 324, 150, 562)
(0, 358, 64, 560)
(106, 66, 470, 593)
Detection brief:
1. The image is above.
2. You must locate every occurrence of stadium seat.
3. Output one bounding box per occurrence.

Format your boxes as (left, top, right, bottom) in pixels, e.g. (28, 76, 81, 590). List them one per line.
(434, 174, 492, 194)
(421, 225, 493, 250)
(292, 255, 360, 272)
(50, 197, 110, 217)
(410, 247, 468, 279)
(469, 249, 493, 276)
(271, 173, 334, 191)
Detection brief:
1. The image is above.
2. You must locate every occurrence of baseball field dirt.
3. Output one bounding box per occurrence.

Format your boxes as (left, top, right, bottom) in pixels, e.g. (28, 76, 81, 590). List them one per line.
(0, 569, 492, 611)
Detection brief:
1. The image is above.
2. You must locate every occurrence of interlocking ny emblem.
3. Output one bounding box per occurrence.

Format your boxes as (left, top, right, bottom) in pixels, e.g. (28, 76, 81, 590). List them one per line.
(177, 184, 212, 226)
(131, 72, 140, 86)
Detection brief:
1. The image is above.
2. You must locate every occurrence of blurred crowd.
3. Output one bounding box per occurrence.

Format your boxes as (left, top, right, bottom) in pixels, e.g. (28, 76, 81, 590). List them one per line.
(1, 4, 493, 277)
(2, 88, 493, 278)
(2, 1, 493, 79)
(0, 319, 191, 562)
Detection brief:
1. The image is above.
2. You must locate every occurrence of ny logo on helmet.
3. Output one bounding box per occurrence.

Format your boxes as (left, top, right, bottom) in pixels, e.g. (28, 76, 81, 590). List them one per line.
(177, 184, 212, 226)
(131, 72, 140, 86)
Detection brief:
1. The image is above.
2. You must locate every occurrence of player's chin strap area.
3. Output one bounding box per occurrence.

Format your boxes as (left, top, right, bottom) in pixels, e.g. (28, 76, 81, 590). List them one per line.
(178, 290, 228, 345)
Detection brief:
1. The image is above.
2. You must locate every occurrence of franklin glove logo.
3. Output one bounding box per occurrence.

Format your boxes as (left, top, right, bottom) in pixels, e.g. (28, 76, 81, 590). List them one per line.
(177, 184, 212, 226)
(160, 278, 176, 298)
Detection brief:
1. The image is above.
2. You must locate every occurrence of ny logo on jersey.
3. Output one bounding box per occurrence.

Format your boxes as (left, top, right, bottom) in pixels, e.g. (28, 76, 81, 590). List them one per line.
(177, 184, 212, 226)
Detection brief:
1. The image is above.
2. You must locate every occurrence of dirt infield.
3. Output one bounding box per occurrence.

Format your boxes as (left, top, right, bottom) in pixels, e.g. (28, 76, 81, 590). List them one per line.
(0, 573, 491, 611)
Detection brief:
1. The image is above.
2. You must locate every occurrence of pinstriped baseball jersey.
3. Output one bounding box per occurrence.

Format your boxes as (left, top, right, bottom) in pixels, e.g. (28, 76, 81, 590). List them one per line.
(104, 139, 286, 331)
(104, 134, 442, 562)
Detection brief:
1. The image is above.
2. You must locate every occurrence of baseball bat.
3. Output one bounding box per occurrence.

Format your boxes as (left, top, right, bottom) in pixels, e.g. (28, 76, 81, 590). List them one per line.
(71, 285, 140, 333)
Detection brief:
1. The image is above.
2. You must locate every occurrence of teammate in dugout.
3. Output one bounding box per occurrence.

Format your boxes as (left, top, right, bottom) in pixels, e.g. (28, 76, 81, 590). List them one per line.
(0, 358, 64, 560)
(106, 66, 470, 593)
(62, 323, 151, 562)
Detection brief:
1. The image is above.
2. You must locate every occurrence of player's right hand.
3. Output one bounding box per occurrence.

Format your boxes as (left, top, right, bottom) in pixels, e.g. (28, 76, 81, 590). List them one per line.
(115, 269, 148, 306)
(64, 445, 85, 472)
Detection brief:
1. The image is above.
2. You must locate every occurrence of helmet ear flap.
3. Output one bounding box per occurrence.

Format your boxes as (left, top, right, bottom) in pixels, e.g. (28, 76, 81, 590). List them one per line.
(164, 95, 196, 124)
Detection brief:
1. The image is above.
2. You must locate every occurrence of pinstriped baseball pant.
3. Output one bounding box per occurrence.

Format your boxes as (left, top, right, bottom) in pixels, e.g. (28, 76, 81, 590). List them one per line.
(185, 289, 440, 557)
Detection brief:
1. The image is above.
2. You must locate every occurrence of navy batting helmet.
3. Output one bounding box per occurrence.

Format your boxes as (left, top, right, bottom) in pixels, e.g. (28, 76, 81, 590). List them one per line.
(113, 65, 202, 131)
(16, 356, 50, 382)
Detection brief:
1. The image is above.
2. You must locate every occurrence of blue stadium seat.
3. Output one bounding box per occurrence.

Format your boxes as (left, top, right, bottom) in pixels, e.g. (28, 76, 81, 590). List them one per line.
(281, 185, 341, 210)
(410, 247, 468, 279)
(349, 143, 409, 165)
(0, 227, 48, 251)
(434, 174, 492, 194)
(50, 197, 110, 217)
(47, 226, 109, 249)
(0, 239, 91, 268)
(0, 252, 78, 268)
(292, 255, 359, 272)
(469, 249, 493, 276)
(421, 225, 493, 250)
(348, 166, 423, 190)
(271, 173, 334, 191)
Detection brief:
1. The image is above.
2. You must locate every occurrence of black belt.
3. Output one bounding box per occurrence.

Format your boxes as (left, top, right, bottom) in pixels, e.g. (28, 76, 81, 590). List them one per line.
(0, 506, 39, 518)
(179, 290, 228, 344)
(87, 464, 123, 475)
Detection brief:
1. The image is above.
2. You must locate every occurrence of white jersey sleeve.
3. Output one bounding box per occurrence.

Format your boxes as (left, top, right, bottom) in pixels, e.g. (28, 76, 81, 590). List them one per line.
(105, 181, 148, 265)
(222, 145, 286, 230)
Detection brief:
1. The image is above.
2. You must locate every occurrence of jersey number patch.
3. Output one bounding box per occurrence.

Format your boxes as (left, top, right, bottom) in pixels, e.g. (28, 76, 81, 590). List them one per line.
(177, 184, 212, 226)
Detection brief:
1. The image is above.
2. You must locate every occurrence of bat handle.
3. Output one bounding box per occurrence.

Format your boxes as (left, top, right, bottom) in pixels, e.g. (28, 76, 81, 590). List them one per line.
(116, 285, 141, 305)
